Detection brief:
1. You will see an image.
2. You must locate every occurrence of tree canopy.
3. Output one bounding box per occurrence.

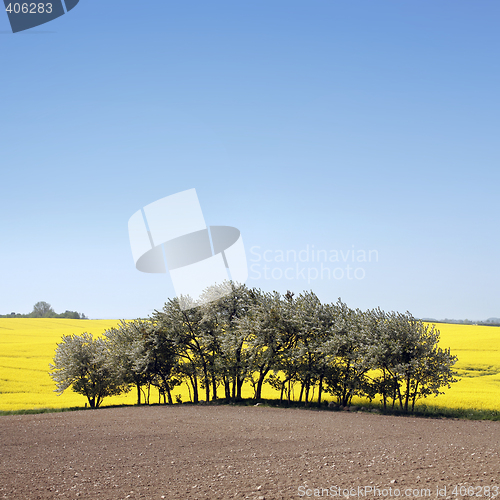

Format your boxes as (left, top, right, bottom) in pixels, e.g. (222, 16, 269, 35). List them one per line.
(50, 282, 458, 411)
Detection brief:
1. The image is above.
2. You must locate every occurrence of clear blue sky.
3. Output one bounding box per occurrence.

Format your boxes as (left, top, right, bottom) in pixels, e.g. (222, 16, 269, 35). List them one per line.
(1, 0, 498, 320)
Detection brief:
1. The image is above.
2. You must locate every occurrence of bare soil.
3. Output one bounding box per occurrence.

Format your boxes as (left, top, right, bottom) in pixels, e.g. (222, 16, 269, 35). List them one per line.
(0, 405, 499, 500)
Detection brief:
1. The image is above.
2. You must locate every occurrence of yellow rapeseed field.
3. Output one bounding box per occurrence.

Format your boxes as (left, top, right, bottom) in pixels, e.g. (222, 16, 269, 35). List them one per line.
(0, 319, 134, 411)
(0, 319, 498, 412)
(416, 323, 500, 411)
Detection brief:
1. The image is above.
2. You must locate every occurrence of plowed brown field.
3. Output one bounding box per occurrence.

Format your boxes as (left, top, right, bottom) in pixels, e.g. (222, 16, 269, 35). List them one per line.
(1, 405, 499, 500)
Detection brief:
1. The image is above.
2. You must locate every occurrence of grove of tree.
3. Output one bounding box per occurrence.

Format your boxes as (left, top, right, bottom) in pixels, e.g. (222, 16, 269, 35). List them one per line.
(1, 301, 86, 319)
(50, 282, 458, 411)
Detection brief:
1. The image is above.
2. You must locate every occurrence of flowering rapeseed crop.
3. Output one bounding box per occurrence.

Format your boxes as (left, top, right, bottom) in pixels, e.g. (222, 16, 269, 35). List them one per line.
(0, 319, 135, 411)
(0, 319, 498, 411)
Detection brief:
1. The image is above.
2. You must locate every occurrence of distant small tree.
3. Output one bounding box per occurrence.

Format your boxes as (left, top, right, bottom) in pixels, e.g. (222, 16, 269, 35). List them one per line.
(49, 332, 128, 408)
(31, 301, 55, 318)
(59, 310, 81, 319)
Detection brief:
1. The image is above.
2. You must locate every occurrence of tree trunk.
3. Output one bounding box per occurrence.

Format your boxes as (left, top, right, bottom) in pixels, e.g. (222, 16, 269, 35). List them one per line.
(396, 381, 403, 410)
(317, 374, 324, 406)
(411, 381, 419, 411)
(304, 377, 311, 406)
(236, 376, 244, 400)
(201, 361, 210, 402)
(166, 384, 173, 404)
(210, 351, 217, 400)
(391, 378, 398, 409)
(404, 375, 411, 412)
(255, 367, 269, 401)
(343, 386, 349, 407)
(212, 377, 217, 400)
(381, 371, 387, 410)
(224, 376, 231, 399)
(136, 382, 141, 405)
(192, 373, 199, 403)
